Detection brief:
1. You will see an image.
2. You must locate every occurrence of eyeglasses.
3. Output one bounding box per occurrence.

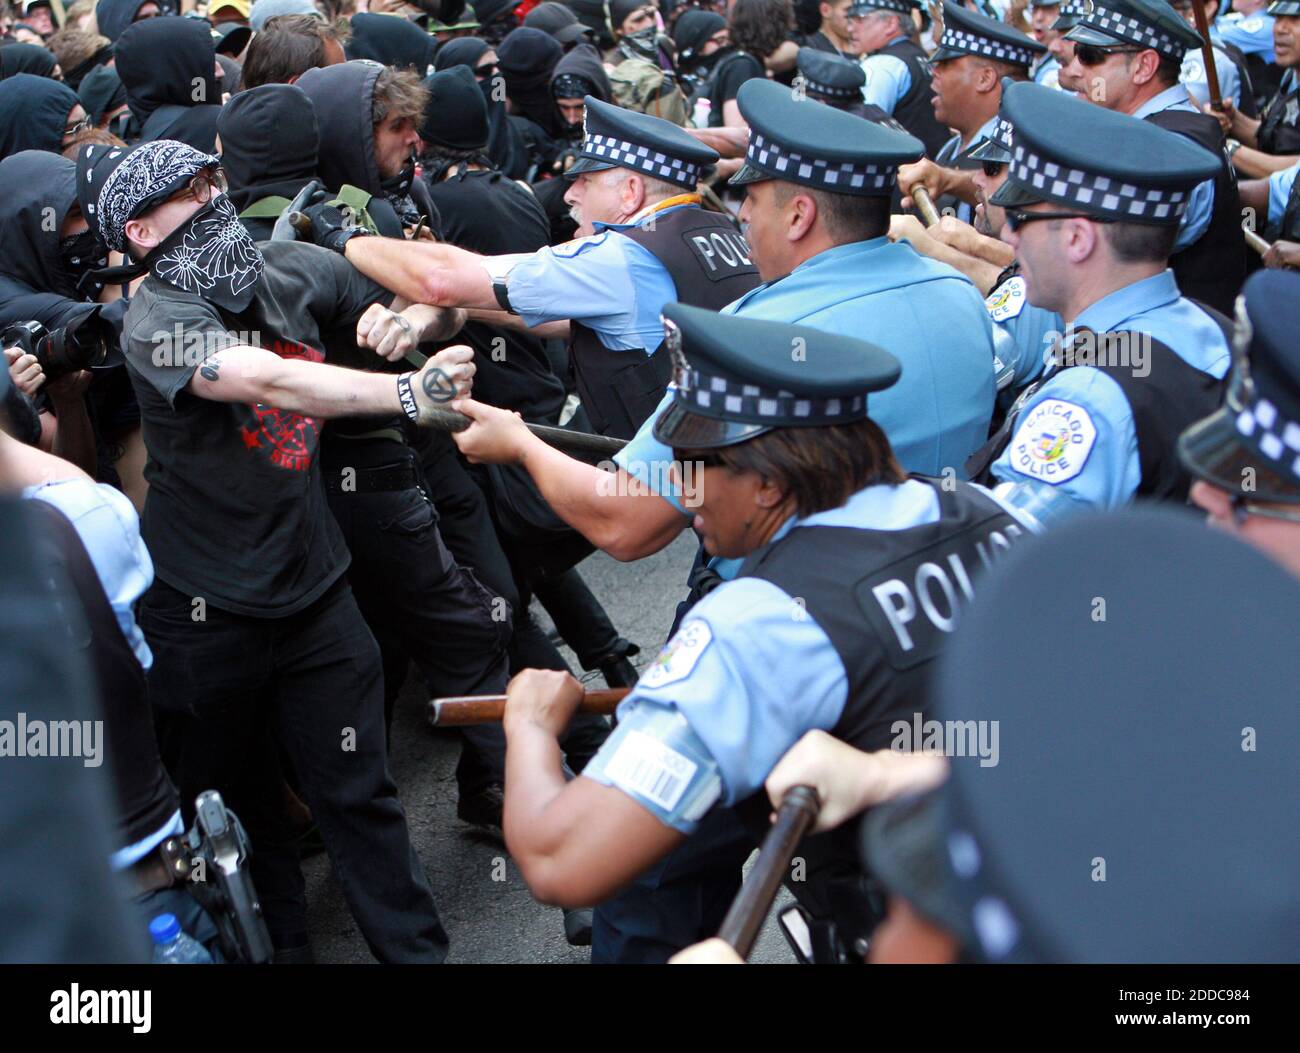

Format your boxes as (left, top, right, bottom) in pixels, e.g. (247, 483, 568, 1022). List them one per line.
(62, 115, 91, 142)
(981, 160, 1006, 178)
(1073, 42, 1145, 67)
(169, 168, 228, 205)
(475, 63, 498, 79)
(1230, 492, 1300, 525)
(1003, 207, 1111, 232)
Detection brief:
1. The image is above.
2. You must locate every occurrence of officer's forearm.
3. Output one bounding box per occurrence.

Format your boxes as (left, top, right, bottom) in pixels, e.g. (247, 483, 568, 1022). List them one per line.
(518, 436, 688, 560)
(1232, 146, 1298, 179)
(344, 236, 496, 310)
(465, 307, 570, 340)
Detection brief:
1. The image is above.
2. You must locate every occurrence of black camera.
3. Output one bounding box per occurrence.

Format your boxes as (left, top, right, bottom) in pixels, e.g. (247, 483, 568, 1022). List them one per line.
(1, 309, 118, 383)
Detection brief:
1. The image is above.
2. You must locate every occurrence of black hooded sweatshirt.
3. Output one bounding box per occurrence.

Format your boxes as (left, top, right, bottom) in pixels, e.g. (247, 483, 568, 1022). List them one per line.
(94, 0, 152, 43)
(0, 74, 79, 161)
(435, 37, 530, 180)
(346, 12, 433, 72)
(497, 26, 564, 138)
(114, 16, 222, 152)
(0, 42, 59, 80)
(219, 83, 321, 241)
(296, 59, 440, 239)
(549, 43, 610, 141)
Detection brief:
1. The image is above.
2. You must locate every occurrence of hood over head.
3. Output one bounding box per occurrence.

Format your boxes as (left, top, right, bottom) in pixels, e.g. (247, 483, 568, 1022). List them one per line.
(0, 150, 87, 298)
(0, 42, 59, 80)
(0, 74, 79, 160)
(94, 0, 153, 43)
(296, 59, 385, 195)
(114, 16, 221, 126)
(218, 82, 320, 211)
(346, 12, 434, 72)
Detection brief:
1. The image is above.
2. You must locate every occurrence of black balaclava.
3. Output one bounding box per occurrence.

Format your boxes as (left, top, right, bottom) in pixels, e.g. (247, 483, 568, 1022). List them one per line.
(673, 9, 725, 72)
(497, 26, 564, 136)
(217, 83, 320, 214)
(95, 139, 264, 311)
(550, 43, 611, 137)
(564, 0, 615, 50)
(0, 150, 108, 300)
(114, 17, 222, 151)
(346, 12, 435, 72)
(0, 74, 79, 160)
(0, 42, 59, 80)
(93, 0, 152, 43)
(419, 65, 492, 181)
(434, 36, 527, 179)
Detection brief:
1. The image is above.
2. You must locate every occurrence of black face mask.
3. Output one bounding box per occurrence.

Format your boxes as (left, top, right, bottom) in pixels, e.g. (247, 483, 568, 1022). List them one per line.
(60, 228, 110, 296)
(619, 26, 661, 63)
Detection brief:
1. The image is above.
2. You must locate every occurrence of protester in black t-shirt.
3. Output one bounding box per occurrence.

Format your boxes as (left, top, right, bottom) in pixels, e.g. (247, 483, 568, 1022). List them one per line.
(708, 0, 794, 126)
(84, 137, 469, 962)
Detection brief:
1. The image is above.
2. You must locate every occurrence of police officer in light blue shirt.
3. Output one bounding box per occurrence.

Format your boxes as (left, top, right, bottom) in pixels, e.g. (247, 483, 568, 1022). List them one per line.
(494, 301, 1036, 962)
(1217, 0, 1277, 62)
(964, 82, 1231, 525)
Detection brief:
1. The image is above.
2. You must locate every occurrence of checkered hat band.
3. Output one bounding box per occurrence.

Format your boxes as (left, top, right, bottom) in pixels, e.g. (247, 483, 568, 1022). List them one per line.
(1078, 6, 1186, 61)
(680, 369, 866, 421)
(745, 131, 895, 193)
(992, 117, 1015, 152)
(848, 0, 913, 14)
(939, 26, 1037, 66)
(581, 133, 701, 189)
(799, 75, 861, 101)
(1235, 395, 1300, 481)
(1009, 143, 1188, 220)
(1060, 0, 1083, 14)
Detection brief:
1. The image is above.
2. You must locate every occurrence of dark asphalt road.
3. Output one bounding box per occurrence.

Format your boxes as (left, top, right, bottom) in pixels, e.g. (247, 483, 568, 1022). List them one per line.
(305, 532, 794, 964)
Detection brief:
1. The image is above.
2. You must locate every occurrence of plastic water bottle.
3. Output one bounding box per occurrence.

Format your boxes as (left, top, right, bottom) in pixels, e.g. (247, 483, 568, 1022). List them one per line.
(149, 913, 214, 964)
(692, 96, 712, 129)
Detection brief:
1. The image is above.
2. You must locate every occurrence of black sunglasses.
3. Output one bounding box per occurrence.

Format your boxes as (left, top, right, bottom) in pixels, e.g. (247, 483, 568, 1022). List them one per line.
(1003, 208, 1111, 232)
(1230, 492, 1300, 525)
(1074, 42, 1145, 67)
(475, 63, 498, 78)
(981, 160, 1006, 177)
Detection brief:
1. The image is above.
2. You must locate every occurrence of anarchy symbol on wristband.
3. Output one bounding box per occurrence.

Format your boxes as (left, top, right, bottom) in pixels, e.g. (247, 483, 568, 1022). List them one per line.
(423, 367, 457, 403)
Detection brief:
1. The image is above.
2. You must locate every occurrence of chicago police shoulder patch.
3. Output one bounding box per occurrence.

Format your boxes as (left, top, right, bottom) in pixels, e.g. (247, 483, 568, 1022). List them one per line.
(986, 275, 1027, 321)
(550, 232, 609, 258)
(639, 619, 713, 689)
(1008, 398, 1097, 485)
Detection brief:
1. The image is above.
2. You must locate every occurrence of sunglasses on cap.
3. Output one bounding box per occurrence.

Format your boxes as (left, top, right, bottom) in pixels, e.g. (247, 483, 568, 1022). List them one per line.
(1073, 42, 1145, 66)
(1003, 207, 1113, 232)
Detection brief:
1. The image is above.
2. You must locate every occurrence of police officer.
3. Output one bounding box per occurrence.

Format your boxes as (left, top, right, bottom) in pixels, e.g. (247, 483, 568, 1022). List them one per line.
(963, 108, 1066, 400)
(794, 44, 908, 129)
(494, 301, 1036, 961)
(965, 82, 1231, 525)
(1213, 1, 1300, 172)
(1061, 0, 1247, 314)
(1028, 0, 1069, 88)
(1169, 0, 1254, 113)
(898, 1, 1044, 226)
(1217, 0, 1282, 103)
(1179, 268, 1300, 578)
(847, 0, 952, 156)
(304, 95, 760, 440)
(860, 505, 1300, 963)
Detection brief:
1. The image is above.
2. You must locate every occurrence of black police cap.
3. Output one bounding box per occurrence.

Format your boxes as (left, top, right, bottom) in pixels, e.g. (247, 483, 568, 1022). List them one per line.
(568, 94, 718, 190)
(1066, 0, 1203, 62)
(935, 507, 1300, 962)
(989, 80, 1221, 224)
(653, 301, 901, 450)
(730, 78, 923, 197)
(795, 46, 866, 101)
(932, 0, 1045, 67)
(1179, 269, 1300, 503)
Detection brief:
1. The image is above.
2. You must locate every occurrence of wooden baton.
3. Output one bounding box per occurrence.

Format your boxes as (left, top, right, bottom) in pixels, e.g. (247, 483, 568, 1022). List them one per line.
(716, 785, 821, 959)
(1244, 225, 1272, 256)
(913, 186, 942, 228)
(428, 687, 631, 727)
(1190, 0, 1223, 112)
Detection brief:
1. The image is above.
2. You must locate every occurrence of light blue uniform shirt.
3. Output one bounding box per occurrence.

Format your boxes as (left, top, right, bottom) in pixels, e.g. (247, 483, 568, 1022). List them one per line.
(1268, 157, 1300, 226)
(23, 478, 185, 868)
(1181, 44, 1243, 110)
(583, 480, 1035, 829)
(505, 202, 699, 351)
(985, 270, 1064, 393)
(989, 270, 1231, 520)
(861, 35, 913, 113)
(1033, 54, 1061, 90)
(1215, 11, 1275, 62)
(1133, 85, 1216, 252)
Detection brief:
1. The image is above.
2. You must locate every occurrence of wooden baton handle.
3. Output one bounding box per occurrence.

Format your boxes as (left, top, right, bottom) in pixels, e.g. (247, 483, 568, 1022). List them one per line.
(914, 186, 942, 228)
(428, 687, 631, 727)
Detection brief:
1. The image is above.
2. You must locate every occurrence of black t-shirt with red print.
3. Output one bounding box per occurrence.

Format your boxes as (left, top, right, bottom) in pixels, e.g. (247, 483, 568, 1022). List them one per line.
(124, 240, 394, 617)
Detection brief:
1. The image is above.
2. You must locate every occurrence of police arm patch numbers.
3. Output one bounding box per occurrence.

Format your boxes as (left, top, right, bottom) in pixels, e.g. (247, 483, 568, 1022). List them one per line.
(639, 619, 713, 689)
(986, 275, 1026, 321)
(1008, 398, 1097, 484)
(602, 729, 697, 813)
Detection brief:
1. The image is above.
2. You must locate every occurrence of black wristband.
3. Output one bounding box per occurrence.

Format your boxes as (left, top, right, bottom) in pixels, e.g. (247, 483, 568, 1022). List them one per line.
(492, 277, 517, 315)
(396, 372, 420, 422)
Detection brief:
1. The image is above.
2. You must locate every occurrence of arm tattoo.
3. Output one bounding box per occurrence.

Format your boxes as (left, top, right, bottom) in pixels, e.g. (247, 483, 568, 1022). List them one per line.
(199, 355, 222, 383)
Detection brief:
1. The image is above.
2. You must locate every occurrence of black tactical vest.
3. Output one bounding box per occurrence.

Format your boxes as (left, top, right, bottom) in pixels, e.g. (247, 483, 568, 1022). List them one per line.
(731, 479, 1028, 950)
(1257, 81, 1300, 155)
(568, 206, 761, 439)
(1268, 169, 1300, 242)
(1144, 109, 1246, 316)
(967, 321, 1230, 502)
(880, 39, 951, 159)
(27, 499, 181, 854)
